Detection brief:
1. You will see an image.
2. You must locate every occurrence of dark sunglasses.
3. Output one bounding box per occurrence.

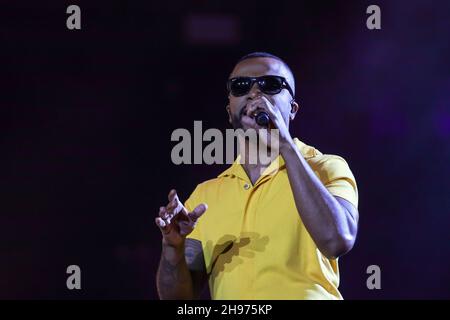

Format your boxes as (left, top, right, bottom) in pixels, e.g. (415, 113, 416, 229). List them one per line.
(227, 75, 294, 98)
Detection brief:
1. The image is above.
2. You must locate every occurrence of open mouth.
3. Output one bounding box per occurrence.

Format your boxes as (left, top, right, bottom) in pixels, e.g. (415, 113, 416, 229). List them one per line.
(240, 104, 260, 119)
(240, 106, 250, 118)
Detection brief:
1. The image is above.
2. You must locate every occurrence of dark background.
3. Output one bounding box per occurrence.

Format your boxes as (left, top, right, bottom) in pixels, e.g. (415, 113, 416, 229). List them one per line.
(1, 0, 449, 299)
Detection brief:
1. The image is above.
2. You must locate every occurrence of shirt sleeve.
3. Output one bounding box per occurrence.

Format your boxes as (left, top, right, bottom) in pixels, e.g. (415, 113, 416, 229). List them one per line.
(313, 155, 359, 208)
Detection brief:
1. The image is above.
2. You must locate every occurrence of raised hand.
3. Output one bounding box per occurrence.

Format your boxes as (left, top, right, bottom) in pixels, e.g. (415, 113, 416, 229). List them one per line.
(155, 189, 208, 247)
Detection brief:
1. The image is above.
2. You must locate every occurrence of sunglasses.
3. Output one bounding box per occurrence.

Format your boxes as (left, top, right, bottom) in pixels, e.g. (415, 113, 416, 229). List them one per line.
(227, 75, 294, 98)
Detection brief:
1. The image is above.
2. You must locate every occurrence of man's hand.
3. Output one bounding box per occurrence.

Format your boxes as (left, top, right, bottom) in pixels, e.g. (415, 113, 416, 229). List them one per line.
(155, 189, 208, 248)
(246, 96, 294, 150)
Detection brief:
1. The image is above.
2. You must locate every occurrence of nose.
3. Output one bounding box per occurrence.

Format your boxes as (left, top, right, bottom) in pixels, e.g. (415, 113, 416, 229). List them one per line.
(247, 82, 262, 99)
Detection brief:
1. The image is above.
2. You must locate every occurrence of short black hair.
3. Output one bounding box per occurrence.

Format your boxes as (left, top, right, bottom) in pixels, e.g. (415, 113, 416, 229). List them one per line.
(236, 52, 296, 96)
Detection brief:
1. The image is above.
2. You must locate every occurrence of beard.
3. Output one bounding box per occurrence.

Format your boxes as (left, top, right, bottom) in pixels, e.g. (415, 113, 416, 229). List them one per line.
(230, 105, 251, 130)
(230, 112, 244, 130)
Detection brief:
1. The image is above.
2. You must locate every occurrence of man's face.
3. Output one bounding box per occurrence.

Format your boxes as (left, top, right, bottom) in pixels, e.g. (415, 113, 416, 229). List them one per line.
(227, 57, 296, 131)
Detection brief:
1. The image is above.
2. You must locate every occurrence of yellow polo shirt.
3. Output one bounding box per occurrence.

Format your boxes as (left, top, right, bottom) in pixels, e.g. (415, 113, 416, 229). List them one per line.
(185, 138, 358, 300)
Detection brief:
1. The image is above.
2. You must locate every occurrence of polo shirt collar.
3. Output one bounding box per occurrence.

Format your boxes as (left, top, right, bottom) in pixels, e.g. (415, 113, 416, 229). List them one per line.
(218, 138, 320, 182)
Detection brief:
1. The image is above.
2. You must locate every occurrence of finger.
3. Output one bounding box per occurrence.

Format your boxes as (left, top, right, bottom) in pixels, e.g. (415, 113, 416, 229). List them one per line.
(159, 206, 168, 219)
(167, 189, 180, 208)
(188, 203, 208, 222)
(161, 206, 176, 225)
(155, 217, 170, 234)
(158, 206, 165, 218)
(248, 100, 273, 122)
(168, 189, 177, 202)
(167, 192, 188, 216)
(246, 100, 260, 116)
(166, 198, 177, 213)
(258, 96, 277, 117)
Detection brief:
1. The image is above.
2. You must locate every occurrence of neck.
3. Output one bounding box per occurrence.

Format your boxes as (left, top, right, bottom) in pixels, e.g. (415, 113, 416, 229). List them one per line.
(238, 140, 273, 185)
(242, 162, 268, 185)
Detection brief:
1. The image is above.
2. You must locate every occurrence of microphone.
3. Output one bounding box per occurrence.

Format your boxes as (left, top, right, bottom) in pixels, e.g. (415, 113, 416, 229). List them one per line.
(255, 111, 270, 126)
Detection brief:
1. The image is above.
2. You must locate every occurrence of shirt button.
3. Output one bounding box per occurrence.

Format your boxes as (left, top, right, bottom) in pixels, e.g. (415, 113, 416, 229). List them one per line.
(243, 183, 250, 190)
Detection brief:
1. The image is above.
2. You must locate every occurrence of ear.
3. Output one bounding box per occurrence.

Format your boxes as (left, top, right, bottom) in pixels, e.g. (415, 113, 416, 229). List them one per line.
(289, 100, 299, 121)
(226, 105, 232, 124)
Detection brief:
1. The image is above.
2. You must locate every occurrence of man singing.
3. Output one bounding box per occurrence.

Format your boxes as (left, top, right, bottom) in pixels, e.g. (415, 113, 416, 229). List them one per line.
(155, 52, 359, 300)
